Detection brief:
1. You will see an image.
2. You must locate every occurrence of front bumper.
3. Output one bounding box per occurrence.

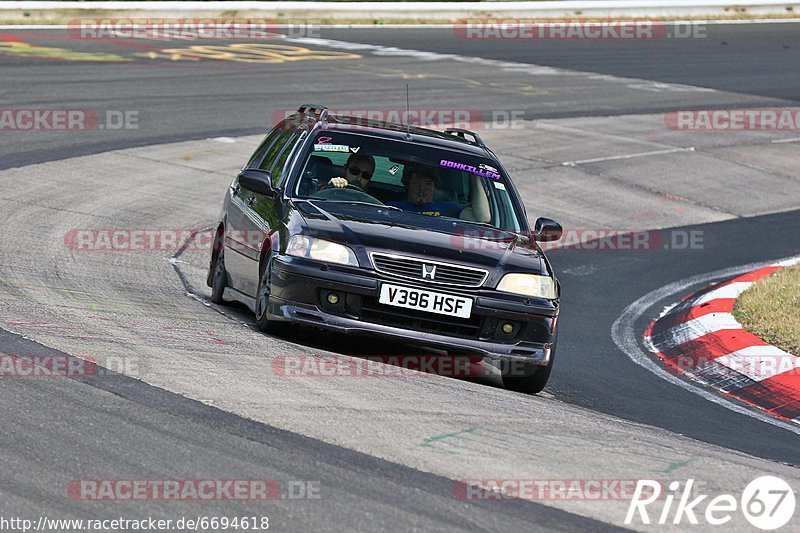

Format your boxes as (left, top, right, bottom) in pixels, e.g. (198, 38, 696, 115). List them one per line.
(268, 255, 558, 365)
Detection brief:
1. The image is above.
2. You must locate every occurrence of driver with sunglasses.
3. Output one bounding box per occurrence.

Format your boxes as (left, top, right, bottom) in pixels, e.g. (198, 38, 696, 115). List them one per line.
(327, 153, 375, 190)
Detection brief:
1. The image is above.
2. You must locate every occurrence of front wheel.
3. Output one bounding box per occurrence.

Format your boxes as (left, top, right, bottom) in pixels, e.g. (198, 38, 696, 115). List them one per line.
(501, 340, 556, 394)
(254, 261, 285, 334)
(209, 247, 227, 305)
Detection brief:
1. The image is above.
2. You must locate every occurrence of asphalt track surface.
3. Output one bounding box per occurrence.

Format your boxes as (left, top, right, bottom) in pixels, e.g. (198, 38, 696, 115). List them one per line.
(1, 24, 800, 531)
(320, 24, 800, 102)
(2, 24, 799, 170)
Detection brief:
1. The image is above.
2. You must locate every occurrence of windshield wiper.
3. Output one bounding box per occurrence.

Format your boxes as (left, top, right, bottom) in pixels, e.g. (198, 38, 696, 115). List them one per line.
(438, 216, 498, 229)
(315, 200, 402, 211)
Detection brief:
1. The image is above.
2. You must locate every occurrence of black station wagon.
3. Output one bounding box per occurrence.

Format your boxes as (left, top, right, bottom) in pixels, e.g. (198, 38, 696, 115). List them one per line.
(208, 104, 563, 393)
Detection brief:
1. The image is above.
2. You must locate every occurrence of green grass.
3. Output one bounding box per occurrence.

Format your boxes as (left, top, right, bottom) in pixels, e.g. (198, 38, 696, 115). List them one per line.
(734, 264, 800, 356)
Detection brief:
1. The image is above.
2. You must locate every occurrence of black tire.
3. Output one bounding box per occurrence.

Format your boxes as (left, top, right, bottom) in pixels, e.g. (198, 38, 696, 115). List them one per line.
(501, 339, 556, 394)
(254, 260, 285, 334)
(209, 247, 227, 305)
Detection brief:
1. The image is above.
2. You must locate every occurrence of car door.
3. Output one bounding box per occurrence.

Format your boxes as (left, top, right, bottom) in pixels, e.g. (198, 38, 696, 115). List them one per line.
(225, 126, 300, 296)
(224, 125, 286, 295)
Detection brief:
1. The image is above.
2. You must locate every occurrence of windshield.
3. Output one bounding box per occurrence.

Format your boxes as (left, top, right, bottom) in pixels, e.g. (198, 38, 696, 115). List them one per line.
(292, 131, 523, 231)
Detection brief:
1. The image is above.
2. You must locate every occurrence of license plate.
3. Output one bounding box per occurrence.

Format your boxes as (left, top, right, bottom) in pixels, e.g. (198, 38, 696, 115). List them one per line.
(378, 283, 472, 318)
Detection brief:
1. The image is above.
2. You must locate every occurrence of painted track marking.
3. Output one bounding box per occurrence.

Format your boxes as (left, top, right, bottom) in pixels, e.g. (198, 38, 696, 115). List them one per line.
(647, 259, 800, 422)
(611, 257, 800, 435)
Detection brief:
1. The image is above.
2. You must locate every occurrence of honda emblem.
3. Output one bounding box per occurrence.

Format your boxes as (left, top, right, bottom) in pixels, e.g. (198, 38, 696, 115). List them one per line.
(422, 264, 437, 280)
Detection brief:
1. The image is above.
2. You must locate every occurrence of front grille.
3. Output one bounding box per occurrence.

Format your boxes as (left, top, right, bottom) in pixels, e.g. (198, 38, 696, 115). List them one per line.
(360, 297, 483, 339)
(370, 253, 487, 288)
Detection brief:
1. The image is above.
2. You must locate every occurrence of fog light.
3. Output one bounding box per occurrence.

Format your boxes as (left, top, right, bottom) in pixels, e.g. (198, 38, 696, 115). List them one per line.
(502, 323, 514, 334)
(327, 293, 340, 305)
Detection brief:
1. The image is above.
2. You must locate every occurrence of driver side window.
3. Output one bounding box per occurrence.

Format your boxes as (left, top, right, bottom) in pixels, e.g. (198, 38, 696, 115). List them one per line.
(297, 152, 343, 196)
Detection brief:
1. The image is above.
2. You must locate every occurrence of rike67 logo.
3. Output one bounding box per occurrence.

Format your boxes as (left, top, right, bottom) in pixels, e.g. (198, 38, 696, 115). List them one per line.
(626, 477, 795, 530)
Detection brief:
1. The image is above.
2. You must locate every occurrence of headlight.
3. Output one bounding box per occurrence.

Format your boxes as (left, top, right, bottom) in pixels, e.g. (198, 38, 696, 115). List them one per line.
(286, 235, 358, 266)
(496, 273, 557, 299)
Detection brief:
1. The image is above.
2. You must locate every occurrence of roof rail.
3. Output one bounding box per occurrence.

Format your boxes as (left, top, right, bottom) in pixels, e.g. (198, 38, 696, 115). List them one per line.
(296, 104, 329, 128)
(298, 103, 328, 117)
(443, 128, 485, 148)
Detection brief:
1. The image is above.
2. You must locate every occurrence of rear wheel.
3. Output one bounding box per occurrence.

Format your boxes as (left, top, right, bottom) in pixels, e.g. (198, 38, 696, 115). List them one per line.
(209, 247, 227, 305)
(501, 339, 556, 394)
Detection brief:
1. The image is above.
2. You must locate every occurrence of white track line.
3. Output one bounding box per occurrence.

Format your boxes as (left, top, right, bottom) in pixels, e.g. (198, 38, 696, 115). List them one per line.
(562, 147, 695, 167)
(770, 137, 800, 144)
(0, 24, 753, 95)
(612, 256, 800, 436)
(281, 35, 716, 93)
(0, 24, 740, 93)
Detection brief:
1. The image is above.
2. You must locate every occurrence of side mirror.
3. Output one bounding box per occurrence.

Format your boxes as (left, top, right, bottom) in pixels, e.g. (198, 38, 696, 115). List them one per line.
(238, 169, 276, 197)
(533, 217, 562, 242)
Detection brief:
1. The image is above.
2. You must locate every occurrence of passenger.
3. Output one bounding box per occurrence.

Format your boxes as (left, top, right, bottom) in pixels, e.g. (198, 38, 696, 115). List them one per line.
(389, 164, 490, 223)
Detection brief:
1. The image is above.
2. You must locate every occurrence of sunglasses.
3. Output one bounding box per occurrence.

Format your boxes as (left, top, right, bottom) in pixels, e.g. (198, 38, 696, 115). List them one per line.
(346, 166, 373, 180)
